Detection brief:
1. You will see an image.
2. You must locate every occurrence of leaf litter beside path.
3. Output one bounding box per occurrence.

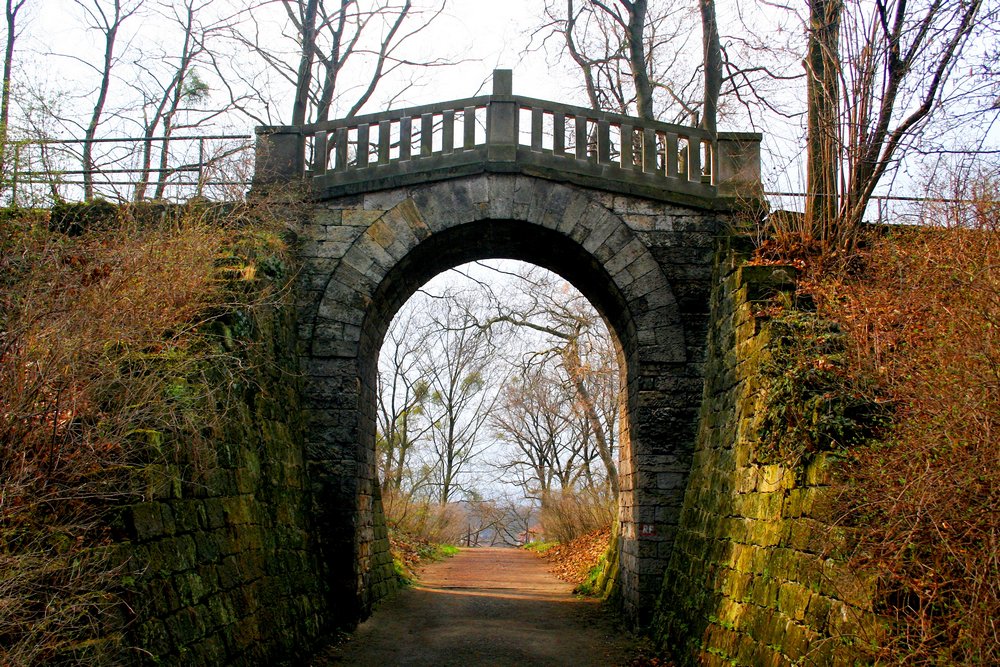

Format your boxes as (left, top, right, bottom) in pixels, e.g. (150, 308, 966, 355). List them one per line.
(527, 528, 677, 667)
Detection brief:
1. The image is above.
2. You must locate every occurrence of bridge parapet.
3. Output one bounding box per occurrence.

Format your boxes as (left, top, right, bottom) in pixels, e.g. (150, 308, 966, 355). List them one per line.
(254, 70, 761, 208)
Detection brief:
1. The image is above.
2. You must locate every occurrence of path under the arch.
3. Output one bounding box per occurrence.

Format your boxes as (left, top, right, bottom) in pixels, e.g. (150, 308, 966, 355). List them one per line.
(313, 548, 644, 666)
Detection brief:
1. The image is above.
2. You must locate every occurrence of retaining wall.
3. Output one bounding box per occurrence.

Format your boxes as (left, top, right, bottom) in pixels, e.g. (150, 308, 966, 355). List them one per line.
(654, 242, 879, 665)
(119, 293, 334, 666)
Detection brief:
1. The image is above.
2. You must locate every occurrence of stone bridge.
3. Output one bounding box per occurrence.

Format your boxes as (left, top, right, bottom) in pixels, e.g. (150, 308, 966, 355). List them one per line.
(253, 70, 763, 626)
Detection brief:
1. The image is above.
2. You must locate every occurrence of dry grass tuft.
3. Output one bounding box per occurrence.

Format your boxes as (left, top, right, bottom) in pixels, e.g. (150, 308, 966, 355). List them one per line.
(537, 487, 614, 545)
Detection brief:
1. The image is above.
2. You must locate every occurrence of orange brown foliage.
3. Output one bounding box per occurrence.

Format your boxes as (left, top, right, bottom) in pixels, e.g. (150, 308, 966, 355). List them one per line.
(802, 191, 1000, 664)
(535, 528, 611, 586)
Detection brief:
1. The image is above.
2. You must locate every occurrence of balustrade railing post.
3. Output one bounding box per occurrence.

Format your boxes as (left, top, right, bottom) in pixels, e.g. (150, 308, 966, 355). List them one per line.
(716, 132, 763, 200)
(252, 126, 303, 192)
(486, 69, 517, 164)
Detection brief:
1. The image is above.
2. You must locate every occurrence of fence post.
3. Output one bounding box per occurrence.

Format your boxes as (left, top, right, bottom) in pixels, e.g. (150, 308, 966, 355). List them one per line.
(11, 142, 20, 205)
(196, 138, 206, 196)
(486, 69, 517, 165)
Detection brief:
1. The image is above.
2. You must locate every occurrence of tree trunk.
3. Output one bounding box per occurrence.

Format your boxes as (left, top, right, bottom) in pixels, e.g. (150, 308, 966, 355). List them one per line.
(699, 0, 721, 134)
(804, 0, 843, 243)
(625, 0, 654, 121)
(1, 1, 25, 185)
(291, 0, 319, 126)
(81, 0, 129, 202)
(562, 340, 619, 496)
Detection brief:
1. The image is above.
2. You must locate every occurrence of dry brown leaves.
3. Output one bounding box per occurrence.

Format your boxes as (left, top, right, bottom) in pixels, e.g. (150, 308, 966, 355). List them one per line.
(389, 532, 428, 578)
(535, 528, 611, 585)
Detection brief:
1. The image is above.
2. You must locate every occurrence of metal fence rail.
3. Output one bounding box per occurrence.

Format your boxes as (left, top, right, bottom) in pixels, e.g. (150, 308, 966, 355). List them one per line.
(3, 133, 254, 205)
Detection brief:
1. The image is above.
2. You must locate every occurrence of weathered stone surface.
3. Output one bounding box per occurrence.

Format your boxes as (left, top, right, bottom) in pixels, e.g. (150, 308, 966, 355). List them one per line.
(299, 172, 722, 627)
(119, 293, 337, 666)
(114, 155, 873, 667)
(651, 241, 877, 666)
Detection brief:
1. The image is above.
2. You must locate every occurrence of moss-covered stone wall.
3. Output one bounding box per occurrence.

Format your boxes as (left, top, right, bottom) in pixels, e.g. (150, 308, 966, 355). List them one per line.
(653, 242, 880, 665)
(119, 294, 330, 665)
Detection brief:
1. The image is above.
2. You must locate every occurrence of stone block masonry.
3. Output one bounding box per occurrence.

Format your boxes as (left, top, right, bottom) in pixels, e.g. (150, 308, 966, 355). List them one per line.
(653, 240, 880, 665)
(118, 293, 345, 666)
(294, 173, 728, 627)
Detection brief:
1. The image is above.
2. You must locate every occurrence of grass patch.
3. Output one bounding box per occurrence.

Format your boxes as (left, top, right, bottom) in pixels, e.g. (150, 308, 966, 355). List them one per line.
(574, 555, 607, 596)
(389, 529, 460, 584)
(435, 544, 460, 558)
(522, 540, 558, 554)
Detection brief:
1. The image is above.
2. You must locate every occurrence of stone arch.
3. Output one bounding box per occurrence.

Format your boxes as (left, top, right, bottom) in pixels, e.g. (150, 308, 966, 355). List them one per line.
(299, 174, 712, 625)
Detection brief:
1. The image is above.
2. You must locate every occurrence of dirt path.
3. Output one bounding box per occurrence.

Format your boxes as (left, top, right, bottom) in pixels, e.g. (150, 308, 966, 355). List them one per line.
(313, 547, 643, 667)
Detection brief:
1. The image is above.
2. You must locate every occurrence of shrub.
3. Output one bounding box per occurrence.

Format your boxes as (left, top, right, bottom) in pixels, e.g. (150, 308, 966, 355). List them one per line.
(755, 307, 888, 465)
(381, 489, 466, 545)
(537, 487, 614, 544)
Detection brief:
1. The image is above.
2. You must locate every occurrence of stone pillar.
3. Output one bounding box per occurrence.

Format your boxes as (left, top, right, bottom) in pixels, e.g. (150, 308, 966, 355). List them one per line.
(253, 126, 304, 189)
(486, 69, 517, 165)
(716, 132, 763, 200)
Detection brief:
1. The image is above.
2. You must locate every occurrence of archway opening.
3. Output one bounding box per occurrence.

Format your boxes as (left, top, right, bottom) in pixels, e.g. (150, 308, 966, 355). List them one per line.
(337, 218, 648, 618)
(304, 178, 710, 626)
(376, 259, 624, 554)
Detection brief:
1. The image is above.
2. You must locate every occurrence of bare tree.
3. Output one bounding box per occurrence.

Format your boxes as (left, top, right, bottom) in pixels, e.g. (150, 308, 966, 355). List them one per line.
(230, 0, 451, 126)
(129, 0, 224, 200)
(699, 0, 721, 132)
(834, 0, 989, 242)
(804, 0, 842, 237)
(774, 0, 992, 248)
(492, 360, 613, 499)
(492, 365, 577, 499)
(72, 0, 143, 201)
(376, 306, 433, 493)
(470, 265, 621, 496)
(290, 0, 319, 126)
(461, 495, 535, 546)
(1, 0, 27, 184)
(532, 0, 719, 125)
(420, 293, 499, 504)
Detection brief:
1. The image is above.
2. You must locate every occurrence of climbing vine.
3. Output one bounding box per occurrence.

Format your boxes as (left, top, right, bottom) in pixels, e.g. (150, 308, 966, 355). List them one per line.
(755, 308, 886, 465)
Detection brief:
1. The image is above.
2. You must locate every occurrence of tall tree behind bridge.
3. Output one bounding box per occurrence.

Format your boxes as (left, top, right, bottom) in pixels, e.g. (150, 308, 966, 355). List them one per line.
(532, 0, 704, 123)
(376, 304, 433, 494)
(468, 264, 622, 497)
(798, 0, 994, 250)
(232, 0, 450, 125)
(419, 291, 500, 505)
(0, 0, 27, 188)
(828, 0, 990, 248)
(127, 0, 248, 201)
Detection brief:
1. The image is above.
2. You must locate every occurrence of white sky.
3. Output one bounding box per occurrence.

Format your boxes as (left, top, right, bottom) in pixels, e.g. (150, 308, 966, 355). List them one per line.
(13, 0, 1000, 207)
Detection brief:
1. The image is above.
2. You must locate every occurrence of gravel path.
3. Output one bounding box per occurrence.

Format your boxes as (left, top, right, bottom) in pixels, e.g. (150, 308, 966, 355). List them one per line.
(313, 547, 642, 666)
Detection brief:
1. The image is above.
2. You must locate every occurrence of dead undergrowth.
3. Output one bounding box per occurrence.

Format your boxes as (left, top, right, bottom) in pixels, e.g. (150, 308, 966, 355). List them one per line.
(0, 202, 289, 665)
(531, 527, 611, 587)
(759, 177, 1000, 664)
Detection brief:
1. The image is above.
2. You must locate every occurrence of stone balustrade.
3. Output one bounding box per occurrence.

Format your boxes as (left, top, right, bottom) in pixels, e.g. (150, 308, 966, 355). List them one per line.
(254, 70, 762, 208)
